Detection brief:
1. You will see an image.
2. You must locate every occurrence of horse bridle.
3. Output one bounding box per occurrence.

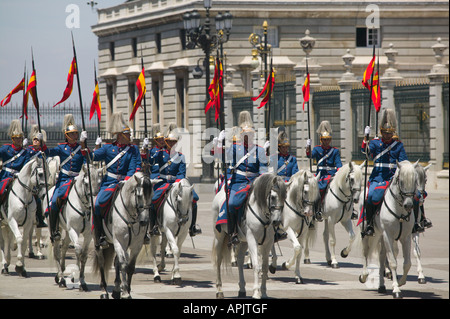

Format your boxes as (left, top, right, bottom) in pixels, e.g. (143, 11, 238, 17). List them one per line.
(165, 184, 192, 236)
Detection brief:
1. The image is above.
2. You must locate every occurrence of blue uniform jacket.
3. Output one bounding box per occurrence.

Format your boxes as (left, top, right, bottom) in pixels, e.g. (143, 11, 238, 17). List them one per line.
(0, 144, 30, 180)
(273, 153, 299, 182)
(364, 138, 408, 183)
(45, 143, 86, 185)
(227, 143, 268, 186)
(308, 145, 342, 179)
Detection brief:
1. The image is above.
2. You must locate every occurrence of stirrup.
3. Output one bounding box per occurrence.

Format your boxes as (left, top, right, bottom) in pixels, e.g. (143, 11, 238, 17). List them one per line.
(150, 225, 160, 236)
(363, 225, 375, 237)
(413, 223, 425, 233)
(228, 233, 240, 246)
(97, 236, 109, 249)
(51, 231, 61, 243)
(315, 212, 323, 222)
(422, 218, 432, 229)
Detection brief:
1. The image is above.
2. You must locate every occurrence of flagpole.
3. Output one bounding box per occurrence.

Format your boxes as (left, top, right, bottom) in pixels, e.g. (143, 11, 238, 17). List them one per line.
(71, 32, 95, 221)
(361, 41, 376, 238)
(306, 59, 312, 172)
(93, 60, 101, 138)
(266, 57, 273, 139)
(140, 46, 148, 139)
(22, 63, 26, 135)
(30, 48, 50, 217)
(375, 53, 380, 137)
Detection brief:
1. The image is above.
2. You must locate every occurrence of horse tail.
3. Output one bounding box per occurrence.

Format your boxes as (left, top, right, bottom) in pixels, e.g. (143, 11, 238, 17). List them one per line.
(92, 245, 115, 282)
(211, 232, 232, 274)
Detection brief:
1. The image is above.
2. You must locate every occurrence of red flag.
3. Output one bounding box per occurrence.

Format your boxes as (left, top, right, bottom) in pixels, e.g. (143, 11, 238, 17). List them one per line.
(371, 71, 381, 112)
(54, 57, 77, 107)
(362, 56, 375, 89)
(26, 70, 38, 111)
(302, 73, 310, 110)
(90, 78, 102, 121)
(205, 58, 223, 122)
(252, 67, 275, 109)
(130, 67, 146, 121)
(1, 78, 25, 106)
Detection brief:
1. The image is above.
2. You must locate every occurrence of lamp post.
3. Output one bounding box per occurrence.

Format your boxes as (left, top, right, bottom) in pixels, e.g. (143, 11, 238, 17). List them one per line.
(248, 21, 272, 136)
(183, 0, 233, 182)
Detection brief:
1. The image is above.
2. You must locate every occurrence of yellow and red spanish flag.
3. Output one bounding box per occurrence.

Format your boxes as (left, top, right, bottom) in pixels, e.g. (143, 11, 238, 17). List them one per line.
(371, 71, 381, 112)
(130, 67, 146, 121)
(90, 78, 102, 121)
(1, 78, 25, 107)
(26, 70, 38, 111)
(54, 57, 77, 107)
(362, 55, 375, 90)
(252, 67, 275, 109)
(302, 72, 310, 110)
(205, 57, 223, 122)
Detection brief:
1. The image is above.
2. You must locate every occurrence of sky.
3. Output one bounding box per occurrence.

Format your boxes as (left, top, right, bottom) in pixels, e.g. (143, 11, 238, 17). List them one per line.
(0, 0, 124, 117)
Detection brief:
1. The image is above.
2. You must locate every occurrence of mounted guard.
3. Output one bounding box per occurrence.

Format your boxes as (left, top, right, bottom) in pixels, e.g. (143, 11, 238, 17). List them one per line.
(306, 120, 342, 222)
(91, 112, 142, 249)
(272, 130, 299, 182)
(361, 108, 408, 236)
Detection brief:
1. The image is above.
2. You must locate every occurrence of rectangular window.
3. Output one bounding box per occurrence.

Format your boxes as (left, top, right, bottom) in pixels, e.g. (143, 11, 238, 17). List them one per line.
(109, 42, 115, 61)
(179, 29, 186, 50)
(156, 33, 162, 54)
(107, 84, 114, 114)
(132, 38, 138, 57)
(356, 27, 380, 48)
(153, 80, 160, 123)
(176, 77, 185, 128)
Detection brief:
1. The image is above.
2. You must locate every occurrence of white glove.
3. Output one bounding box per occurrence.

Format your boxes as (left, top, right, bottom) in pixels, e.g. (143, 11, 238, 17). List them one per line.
(218, 130, 226, 142)
(80, 131, 88, 142)
(306, 139, 311, 147)
(95, 136, 102, 145)
(130, 128, 134, 141)
(143, 137, 149, 148)
(22, 138, 28, 147)
(364, 126, 371, 136)
(212, 137, 219, 146)
(263, 141, 270, 151)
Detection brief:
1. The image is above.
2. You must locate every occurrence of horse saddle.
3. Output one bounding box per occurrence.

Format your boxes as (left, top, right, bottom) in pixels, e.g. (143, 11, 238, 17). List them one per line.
(154, 184, 173, 221)
(100, 183, 124, 221)
(0, 177, 16, 217)
(54, 180, 75, 216)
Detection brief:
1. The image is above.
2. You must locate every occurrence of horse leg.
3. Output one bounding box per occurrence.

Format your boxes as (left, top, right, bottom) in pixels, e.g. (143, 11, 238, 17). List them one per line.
(303, 228, 312, 264)
(359, 235, 370, 283)
(96, 249, 110, 299)
(150, 235, 161, 282)
(246, 232, 262, 299)
(260, 241, 272, 299)
(159, 233, 167, 272)
(398, 235, 412, 287)
(328, 220, 339, 268)
(52, 235, 65, 287)
(236, 241, 248, 298)
(412, 233, 426, 284)
(269, 244, 277, 274)
(382, 231, 402, 298)
(1, 227, 13, 274)
(281, 228, 300, 269)
(323, 219, 332, 266)
(377, 242, 387, 293)
(78, 229, 92, 291)
(340, 218, 356, 259)
(113, 240, 130, 299)
(35, 227, 44, 259)
(165, 229, 181, 284)
(28, 223, 35, 258)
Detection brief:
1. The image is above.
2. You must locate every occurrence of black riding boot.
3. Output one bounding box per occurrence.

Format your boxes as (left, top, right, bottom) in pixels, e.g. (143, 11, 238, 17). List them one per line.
(413, 202, 424, 233)
(363, 203, 376, 237)
(48, 207, 61, 243)
(35, 196, 47, 228)
(149, 205, 160, 236)
(228, 211, 239, 246)
(93, 214, 109, 249)
(419, 206, 432, 229)
(189, 204, 202, 237)
(314, 199, 323, 222)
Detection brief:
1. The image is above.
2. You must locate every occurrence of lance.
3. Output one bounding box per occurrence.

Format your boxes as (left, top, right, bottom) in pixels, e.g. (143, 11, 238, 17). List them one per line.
(361, 42, 376, 238)
(71, 32, 95, 219)
(30, 48, 50, 214)
(266, 57, 273, 139)
(375, 52, 380, 138)
(306, 59, 312, 172)
(140, 46, 148, 140)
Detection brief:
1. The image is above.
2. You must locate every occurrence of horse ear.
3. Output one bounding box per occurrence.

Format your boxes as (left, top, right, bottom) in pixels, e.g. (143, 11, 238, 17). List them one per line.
(424, 163, 432, 171)
(359, 160, 366, 169)
(413, 159, 419, 168)
(349, 161, 353, 170)
(396, 160, 401, 169)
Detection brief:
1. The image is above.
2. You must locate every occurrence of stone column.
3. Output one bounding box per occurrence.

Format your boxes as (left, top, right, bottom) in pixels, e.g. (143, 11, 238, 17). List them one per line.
(427, 38, 448, 183)
(251, 68, 264, 130)
(381, 43, 403, 112)
(338, 49, 358, 163)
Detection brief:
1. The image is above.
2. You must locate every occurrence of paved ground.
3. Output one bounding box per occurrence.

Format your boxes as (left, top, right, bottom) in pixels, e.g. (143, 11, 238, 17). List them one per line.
(0, 184, 448, 303)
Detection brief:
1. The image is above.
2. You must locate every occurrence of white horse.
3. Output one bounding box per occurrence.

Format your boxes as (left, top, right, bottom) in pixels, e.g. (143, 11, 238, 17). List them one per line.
(0, 156, 49, 277)
(320, 161, 364, 268)
(29, 155, 60, 260)
(149, 178, 194, 284)
(359, 160, 418, 298)
(269, 170, 319, 284)
(92, 170, 157, 299)
(43, 164, 102, 291)
(212, 173, 287, 299)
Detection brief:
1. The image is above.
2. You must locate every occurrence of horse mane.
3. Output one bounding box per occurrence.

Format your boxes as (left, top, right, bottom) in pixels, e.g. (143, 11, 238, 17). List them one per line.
(289, 170, 320, 206)
(332, 163, 351, 187)
(396, 160, 417, 191)
(250, 173, 287, 211)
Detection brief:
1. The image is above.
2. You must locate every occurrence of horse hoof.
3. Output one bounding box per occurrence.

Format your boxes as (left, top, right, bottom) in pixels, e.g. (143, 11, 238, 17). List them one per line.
(216, 292, 224, 299)
(166, 253, 174, 258)
(296, 277, 304, 284)
(172, 277, 182, 285)
(80, 283, 89, 292)
(269, 265, 276, 274)
(100, 293, 109, 299)
(281, 262, 288, 270)
(154, 276, 161, 283)
(331, 263, 340, 269)
(1, 267, 9, 275)
(378, 285, 386, 293)
(327, 260, 332, 266)
(393, 292, 402, 299)
(245, 263, 252, 269)
(59, 278, 67, 288)
(385, 272, 392, 280)
(238, 291, 246, 298)
(29, 252, 36, 259)
(112, 290, 121, 299)
(418, 278, 426, 284)
(304, 259, 311, 264)
(54, 275, 60, 284)
(15, 265, 24, 277)
(359, 275, 367, 284)
(340, 249, 348, 258)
